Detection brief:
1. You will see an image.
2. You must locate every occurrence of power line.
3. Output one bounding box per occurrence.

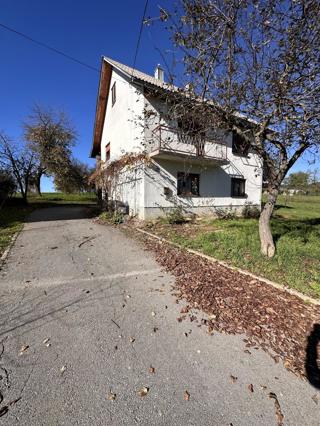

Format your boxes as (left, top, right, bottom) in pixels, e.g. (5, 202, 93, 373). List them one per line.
(0, 22, 99, 73)
(131, 0, 149, 79)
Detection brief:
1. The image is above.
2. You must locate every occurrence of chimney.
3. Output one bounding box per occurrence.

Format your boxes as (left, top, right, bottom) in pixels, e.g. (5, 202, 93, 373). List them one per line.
(154, 64, 164, 82)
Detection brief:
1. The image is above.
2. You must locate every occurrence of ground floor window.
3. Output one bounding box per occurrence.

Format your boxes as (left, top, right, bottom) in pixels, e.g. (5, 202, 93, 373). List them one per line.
(177, 172, 200, 196)
(231, 177, 246, 197)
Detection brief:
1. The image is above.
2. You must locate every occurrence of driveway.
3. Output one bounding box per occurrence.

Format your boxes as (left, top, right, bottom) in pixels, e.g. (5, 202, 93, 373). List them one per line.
(0, 206, 318, 425)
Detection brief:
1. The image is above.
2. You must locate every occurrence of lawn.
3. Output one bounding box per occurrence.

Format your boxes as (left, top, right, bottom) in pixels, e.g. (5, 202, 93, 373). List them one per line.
(15, 192, 97, 205)
(0, 192, 97, 258)
(145, 195, 320, 299)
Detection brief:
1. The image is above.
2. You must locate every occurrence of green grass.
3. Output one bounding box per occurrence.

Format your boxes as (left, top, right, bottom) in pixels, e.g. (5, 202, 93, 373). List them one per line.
(16, 192, 97, 204)
(155, 195, 320, 299)
(0, 192, 97, 257)
(0, 202, 32, 257)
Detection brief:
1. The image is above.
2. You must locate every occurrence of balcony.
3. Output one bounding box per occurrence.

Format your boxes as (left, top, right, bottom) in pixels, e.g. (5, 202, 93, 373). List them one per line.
(148, 125, 228, 164)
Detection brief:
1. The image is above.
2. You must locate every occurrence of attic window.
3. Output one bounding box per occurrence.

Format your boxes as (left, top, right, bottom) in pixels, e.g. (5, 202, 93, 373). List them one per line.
(111, 82, 116, 106)
(232, 131, 250, 156)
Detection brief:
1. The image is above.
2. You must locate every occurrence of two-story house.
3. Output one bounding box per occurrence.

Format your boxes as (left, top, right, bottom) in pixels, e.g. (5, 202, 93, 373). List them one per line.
(90, 57, 263, 220)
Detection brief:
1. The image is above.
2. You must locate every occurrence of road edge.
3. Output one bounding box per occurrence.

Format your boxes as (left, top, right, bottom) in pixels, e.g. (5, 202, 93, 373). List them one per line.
(0, 230, 20, 264)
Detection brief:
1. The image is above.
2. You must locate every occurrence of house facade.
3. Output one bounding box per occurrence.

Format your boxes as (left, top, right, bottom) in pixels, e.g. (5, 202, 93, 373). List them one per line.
(90, 57, 263, 220)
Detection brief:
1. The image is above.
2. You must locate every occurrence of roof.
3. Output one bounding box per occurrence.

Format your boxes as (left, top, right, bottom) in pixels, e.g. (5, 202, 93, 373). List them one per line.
(103, 56, 177, 92)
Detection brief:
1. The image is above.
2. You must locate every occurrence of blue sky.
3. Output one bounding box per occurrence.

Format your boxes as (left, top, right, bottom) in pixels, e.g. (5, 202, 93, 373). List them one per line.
(0, 0, 315, 191)
(0, 0, 171, 191)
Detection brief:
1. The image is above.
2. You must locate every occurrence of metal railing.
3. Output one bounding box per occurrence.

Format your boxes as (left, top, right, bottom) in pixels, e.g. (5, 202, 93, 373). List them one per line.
(149, 125, 228, 161)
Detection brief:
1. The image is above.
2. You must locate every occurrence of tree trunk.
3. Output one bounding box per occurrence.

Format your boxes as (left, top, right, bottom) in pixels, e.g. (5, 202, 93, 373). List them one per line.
(16, 179, 27, 204)
(23, 178, 29, 204)
(35, 171, 42, 196)
(259, 188, 279, 257)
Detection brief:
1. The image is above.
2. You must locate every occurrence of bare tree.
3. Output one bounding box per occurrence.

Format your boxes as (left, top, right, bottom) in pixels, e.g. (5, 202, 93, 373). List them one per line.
(24, 105, 76, 195)
(156, 0, 320, 256)
(0, 133, 36, 203)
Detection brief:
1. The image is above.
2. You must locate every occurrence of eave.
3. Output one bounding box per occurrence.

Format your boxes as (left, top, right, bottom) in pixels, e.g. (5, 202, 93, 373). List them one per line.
(90, 59, 112, 158)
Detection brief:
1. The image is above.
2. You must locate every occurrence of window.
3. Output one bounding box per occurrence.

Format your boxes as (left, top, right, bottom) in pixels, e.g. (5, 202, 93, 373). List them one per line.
(232, 131, 250, 156)
(105, 143, 110, 161)
(231, 178, 246, 197)
(111, 82, 116, 106)
(177, 172, 200, 196)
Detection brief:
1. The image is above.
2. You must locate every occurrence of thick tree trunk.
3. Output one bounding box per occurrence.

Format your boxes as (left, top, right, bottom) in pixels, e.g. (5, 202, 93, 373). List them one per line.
(259, 188, 279, 257)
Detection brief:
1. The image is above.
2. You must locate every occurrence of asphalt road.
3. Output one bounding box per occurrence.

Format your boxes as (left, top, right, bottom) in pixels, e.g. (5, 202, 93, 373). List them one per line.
(0, 206, 319, 425)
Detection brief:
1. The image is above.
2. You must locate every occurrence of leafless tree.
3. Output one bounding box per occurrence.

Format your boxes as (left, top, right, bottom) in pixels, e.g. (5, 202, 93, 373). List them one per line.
(0, 133, 36, 203)
(155, 0, 320, 257)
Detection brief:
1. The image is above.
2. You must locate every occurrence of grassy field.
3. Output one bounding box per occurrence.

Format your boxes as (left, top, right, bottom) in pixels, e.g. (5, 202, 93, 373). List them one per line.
(14, 192, 97, 204)
(146, 195, 320, 299)
(0, 192, 97, 257)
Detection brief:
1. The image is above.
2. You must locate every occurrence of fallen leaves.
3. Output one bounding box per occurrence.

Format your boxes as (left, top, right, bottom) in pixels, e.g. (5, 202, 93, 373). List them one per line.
(247, 384, 254, 393)
(142, 237, 319, 380)
(137, 387, 149, 397)
(107, 391, 116, 401)
(149, 366, 156, 374)
(19, 345, 29, 355)
(184, 390, 190, 401)
(269, 392, 284, 426)
(180, 306, 190, 314)
(43, 338, 51, 347)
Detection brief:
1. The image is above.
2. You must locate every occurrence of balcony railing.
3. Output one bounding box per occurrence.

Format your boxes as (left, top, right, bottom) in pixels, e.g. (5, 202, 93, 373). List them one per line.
(149, 125, 228, 162)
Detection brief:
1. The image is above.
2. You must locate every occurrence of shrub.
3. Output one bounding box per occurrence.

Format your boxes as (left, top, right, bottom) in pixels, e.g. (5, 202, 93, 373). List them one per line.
(165, 206, 186, 224)
(242, 202, 260, 219)
(0, 171, 16, 203)
(214, 205, 237, 220)
(99, 211, 124, 224)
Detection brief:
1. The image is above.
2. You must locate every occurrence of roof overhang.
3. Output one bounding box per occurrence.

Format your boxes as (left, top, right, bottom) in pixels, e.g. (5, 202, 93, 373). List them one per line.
(90, 59, 112, 158)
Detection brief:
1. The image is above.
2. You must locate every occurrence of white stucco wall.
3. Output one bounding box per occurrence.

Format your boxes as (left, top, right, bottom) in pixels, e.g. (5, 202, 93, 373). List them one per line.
(110, 165, 144, 217)
(100, 69, 145, 162)
(143, 154, 262, 219)
(100, 68, 146, 214)
(100, 72, 262, 219)
(141, 107, 263, 219)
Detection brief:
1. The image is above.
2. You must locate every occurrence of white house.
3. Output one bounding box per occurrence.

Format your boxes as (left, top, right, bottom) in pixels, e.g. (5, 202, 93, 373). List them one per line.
(90, 57, 263, 220)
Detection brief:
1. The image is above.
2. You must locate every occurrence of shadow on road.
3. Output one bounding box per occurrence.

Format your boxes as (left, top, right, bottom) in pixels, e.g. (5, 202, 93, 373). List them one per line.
(26, 204, 97, 223)
(305, 323, 320, 389)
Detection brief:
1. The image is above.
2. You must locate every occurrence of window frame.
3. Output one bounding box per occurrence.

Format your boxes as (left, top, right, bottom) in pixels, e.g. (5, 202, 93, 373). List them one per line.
(231, 177, 246, 198)
(177, 172, 200, 197)
(111, 82, 116, 106)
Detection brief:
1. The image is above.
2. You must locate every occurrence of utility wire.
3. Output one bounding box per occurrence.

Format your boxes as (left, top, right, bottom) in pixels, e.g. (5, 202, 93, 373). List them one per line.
(131, 0, 149, 79)
(0, 22, 99, 73)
